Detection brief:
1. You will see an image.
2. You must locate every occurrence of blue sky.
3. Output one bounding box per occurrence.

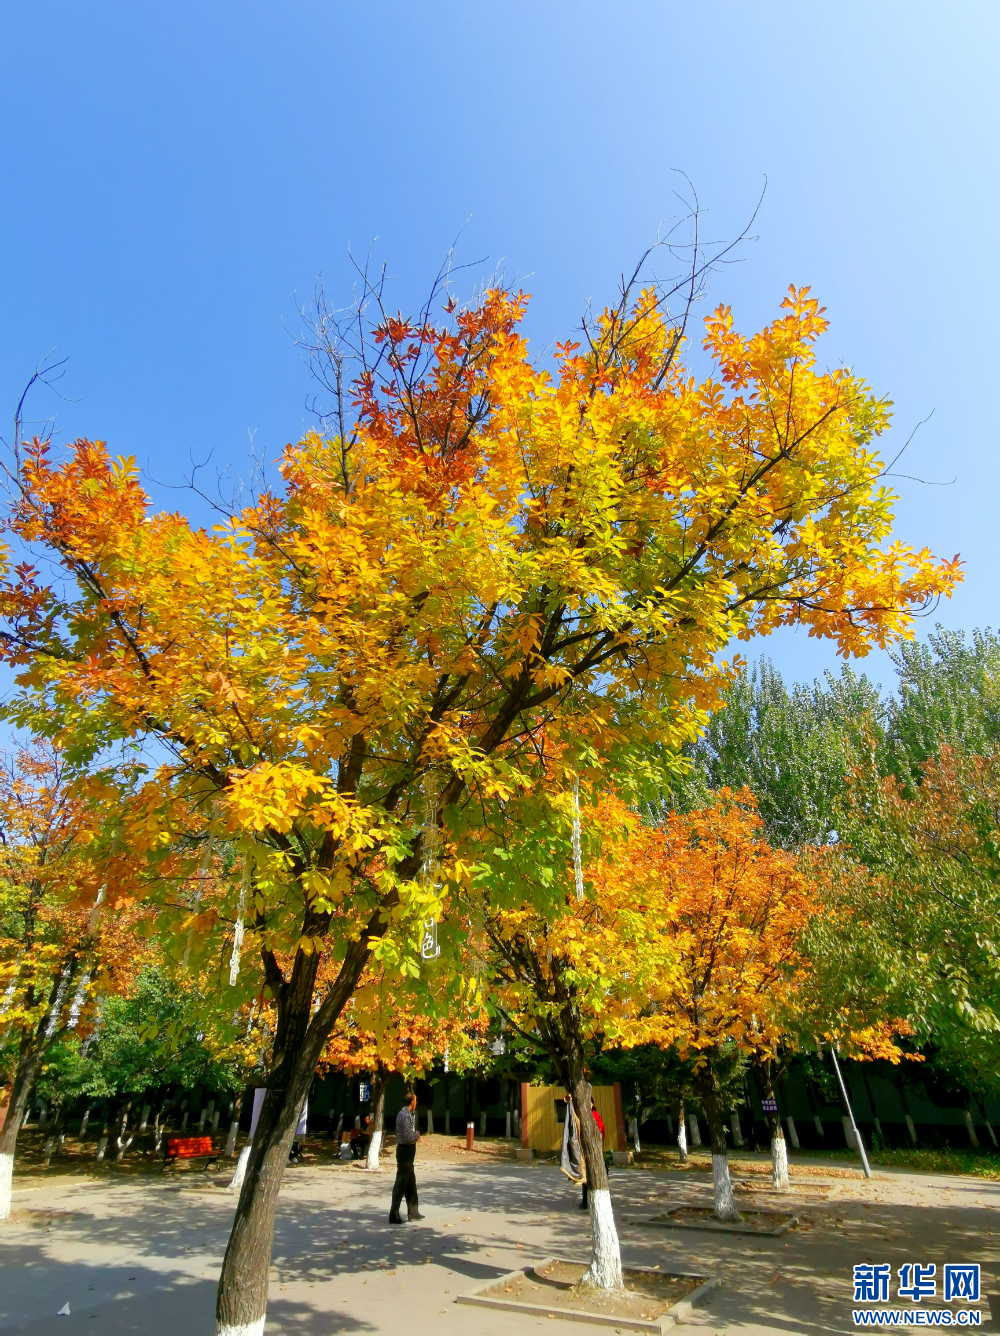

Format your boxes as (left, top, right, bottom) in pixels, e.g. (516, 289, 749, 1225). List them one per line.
(2, 1, 997, 695)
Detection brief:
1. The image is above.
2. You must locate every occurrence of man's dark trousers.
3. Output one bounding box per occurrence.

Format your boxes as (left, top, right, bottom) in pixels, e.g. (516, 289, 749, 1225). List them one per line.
(390, 1143, 418, 1218)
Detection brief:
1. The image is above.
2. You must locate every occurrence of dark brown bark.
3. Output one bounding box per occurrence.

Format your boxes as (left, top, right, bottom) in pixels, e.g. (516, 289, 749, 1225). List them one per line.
(0, 1045, 42, 1160)
(0, 956, 79, 1168)
(215, 931, 373, 1332)
(694, 1068, 728, 1157)
(562, 1033, 608, 1196)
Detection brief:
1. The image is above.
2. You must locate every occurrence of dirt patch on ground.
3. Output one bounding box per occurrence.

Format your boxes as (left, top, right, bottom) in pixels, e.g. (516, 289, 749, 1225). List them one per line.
(646, 1206, 794, 1233)
(0, 1206, 80, 1227)
(476, 1259, 702, 1322)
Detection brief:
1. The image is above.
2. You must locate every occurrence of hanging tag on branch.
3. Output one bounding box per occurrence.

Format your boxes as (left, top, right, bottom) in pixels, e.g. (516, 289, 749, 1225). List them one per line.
(571, 775, 584, 902)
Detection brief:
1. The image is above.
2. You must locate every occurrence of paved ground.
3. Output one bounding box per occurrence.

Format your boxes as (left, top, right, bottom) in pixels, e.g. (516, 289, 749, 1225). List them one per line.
(1, 1143, 997, 1334)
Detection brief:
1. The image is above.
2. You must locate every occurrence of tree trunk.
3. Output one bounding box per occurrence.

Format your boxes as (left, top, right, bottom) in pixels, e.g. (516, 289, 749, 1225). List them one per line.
(0, 956, 80, 1218)
(676, 1098, 688, 1162)
(215, 933, 370, 1336)
(226, 1094, 243, 1158)
(758, 1062, 789, 1190)
(695, 1066, 740, 1222)
(0, 1046, 43, 1219)
(566, 1054, 623, 1292)
(115, 1099, 134, 1162)
(366, 1065, 387, 1171)
(43, 1105, 67, 1168)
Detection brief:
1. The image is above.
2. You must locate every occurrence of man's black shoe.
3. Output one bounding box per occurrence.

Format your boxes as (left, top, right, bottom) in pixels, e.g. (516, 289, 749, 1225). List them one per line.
(408, 1211, 425, 1221)
(388, 1214, 406, 1224)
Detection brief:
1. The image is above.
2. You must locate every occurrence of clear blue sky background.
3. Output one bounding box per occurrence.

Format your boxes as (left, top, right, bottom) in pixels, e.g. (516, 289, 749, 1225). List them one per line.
(2, 1, 997, 695)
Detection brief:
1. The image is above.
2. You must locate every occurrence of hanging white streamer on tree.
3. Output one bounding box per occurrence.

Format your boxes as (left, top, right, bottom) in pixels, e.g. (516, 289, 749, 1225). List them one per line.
(420, 771, 441, 961)
(571, 775, 584, 902)
(43, 967, 71, 1040)
(0, 953, 22, 1019)
(80, 997, 104, 1055)
(182, 832, 216, 968)
(229, 861, 250, 986)
(67, 971, 90, 1028)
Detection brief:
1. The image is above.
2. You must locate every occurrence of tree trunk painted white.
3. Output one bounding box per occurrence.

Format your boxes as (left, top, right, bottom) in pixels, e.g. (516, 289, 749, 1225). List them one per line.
(217, 1321, 265, 1336)
(687, 1113, 701, 1146)
(505, 1110, 512, 1139)
(79, 1107, 91, 1138)
(96, 1135, 108, 1161)
(0, 1152, 13, 1220)
(628, 1117, 641, 1153)
(786, 1115, 800, 1149)
(581, 1189, 624, 1291)
(841, 1115, 856, 1149)
(212, 1109, 221, 1131)
(181, 1110, 189, 1131)
(677, 1110, 688, 1161)
(365, 1129, 383, 1171)
(712, 1153, 741, 1221)
(139, 1105, 151, 1131)
(730, 1112, 743, 1147)
(43, 1135, 55, 1167)
(813, 1115, 824, 1137)
(965, 1110, 980, 1147)
(38, 1104, 48, 1130)
(986, 1120, 998, 1147)
(905, 1113, 917, 1144)
(228, 1144, 251, 1193)
(226, 1119, 240, 1158)
(771, 1129, 790, 1189)
(199, 1109, 208, 1132)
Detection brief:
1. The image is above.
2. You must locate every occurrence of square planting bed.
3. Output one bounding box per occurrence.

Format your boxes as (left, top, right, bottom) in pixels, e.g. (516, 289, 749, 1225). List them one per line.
(633, 1206, 798, 1236)
(456, 1256, 719, 1333)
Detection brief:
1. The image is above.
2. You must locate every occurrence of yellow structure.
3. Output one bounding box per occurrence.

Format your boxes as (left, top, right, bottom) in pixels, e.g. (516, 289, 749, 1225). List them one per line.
(520, 1083, 625, 1153)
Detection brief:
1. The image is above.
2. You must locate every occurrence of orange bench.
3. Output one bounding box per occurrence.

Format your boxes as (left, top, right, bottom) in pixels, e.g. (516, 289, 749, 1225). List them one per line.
(162, 1135, 219, 1172)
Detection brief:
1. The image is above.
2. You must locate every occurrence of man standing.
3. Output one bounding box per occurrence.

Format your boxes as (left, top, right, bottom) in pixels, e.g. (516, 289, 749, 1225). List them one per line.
(389, 1091, 423, 1223)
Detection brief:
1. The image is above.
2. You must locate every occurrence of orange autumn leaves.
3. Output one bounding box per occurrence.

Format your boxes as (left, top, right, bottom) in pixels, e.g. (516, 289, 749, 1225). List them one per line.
(486, 785, 912, 1068)
(636, 793, 819, 1061)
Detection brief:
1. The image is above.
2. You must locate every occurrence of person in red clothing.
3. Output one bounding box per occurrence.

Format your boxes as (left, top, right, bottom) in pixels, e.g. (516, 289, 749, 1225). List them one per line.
(580, 1100, 605, 1211)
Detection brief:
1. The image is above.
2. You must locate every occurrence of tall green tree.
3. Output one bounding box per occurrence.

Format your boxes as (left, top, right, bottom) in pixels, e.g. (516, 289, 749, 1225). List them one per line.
(663, 659, 884, 849)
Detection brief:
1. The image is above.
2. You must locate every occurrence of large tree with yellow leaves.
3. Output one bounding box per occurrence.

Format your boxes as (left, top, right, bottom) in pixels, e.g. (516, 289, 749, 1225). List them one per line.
(0, 276, 956, 1325)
